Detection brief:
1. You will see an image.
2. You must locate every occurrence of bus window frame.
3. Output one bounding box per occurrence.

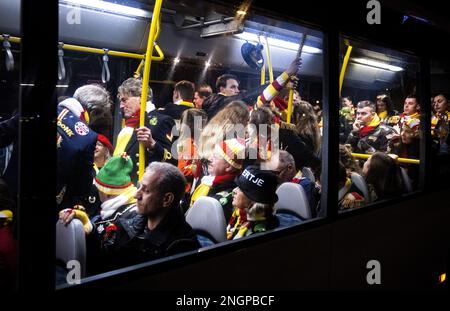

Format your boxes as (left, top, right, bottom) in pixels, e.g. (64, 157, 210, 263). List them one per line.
(9, 0, 440, 291)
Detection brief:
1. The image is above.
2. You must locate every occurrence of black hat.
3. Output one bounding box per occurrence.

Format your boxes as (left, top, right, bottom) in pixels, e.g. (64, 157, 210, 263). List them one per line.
(236, 165, 279, 204)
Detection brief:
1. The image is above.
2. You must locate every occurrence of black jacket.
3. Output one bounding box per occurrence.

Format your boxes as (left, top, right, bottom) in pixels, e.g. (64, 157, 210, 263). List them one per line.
(125, 110, 177, 184)
(202, 85, 267, 119)
(99, 207, 200, 271)
(0, 115, 19, 199)
(158, 103, 191, 121)
(278, 127, 321, 172)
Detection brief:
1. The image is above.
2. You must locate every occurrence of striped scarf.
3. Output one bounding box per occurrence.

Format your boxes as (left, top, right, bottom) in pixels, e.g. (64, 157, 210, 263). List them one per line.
(100, 186, 138, 220)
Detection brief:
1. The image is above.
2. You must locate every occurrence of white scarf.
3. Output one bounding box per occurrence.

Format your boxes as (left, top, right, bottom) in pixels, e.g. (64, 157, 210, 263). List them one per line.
(100, 186, 137, 219)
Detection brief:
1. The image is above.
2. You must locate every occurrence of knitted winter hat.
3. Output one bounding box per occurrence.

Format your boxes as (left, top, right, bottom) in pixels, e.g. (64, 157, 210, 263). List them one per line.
(215, 138, 246, 170)
(97, 134, 114, 154)
(236, 165, 278, 204)
(94, 153, 134, 195)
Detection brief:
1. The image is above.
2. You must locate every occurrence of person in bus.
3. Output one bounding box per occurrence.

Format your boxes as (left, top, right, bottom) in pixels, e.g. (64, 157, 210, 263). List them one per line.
(189, 138, 246, 222)
(85, 134, 114, 217)
(227, 165, 279, 240)
(193, 84, 213, 109)
(59, 153, 138, 274)
(376, 94, 399, 127)
(57, 84, 111, 209)
(176, 108, 207, 210)
(0, 178, 16, 289)
(397, 94, 421, 132)
(431, 94, 449, 154)
(267, 150, 318, 213)
(247, 106, 321, 175)
(202, 57, 302, 119)
(293, 101, 321, 155)
(363, 152, 404, 202)
(345, 100, 397, 154)
(99, 162, 200, 271)
(0, 114, 19, 201)
(338, 161, 365, 211)
(159, 80, 195, 122)
(339, 96, 356, 144)
(115, 78, 176, 184)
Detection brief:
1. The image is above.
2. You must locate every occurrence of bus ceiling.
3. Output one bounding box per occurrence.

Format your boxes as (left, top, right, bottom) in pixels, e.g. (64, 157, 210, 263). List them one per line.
(0, 0, 409, 83)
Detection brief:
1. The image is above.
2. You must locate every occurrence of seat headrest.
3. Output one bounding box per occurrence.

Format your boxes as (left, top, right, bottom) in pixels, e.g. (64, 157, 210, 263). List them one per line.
(186, 196, 227, 243)
(302, 167, 316, 183)
(350, 172, 370, 203)
(56, 218, 86, 277)
(275, 182, 311, 220)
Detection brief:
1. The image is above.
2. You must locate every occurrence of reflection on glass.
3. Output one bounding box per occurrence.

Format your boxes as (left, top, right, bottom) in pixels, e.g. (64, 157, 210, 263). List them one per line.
(338, 38, 420, 211)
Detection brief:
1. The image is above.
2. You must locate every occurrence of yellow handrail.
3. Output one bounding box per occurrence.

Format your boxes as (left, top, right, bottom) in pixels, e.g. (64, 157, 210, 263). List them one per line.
(260, 64, 266, 85)
(263, 36, 273, 83)
(134, 60, 144, 79)
(339, 44, 353, 97)
(351, 153, 420, 165)
(0, 35, 164, 61)
(139, 0, 163, 181)
(287, 85, 294, 124)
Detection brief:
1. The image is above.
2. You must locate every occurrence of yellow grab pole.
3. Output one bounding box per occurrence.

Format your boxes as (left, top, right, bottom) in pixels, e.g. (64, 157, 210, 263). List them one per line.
(339, 45, 353, 97)
(287, 87, 294, 123)
(153, 43, 165, 61)
(351, 153, 420, 165)
(260, 65, 266, 85)
(263, 36, 273, 83)
(0, 35, 165, 61)
(63, 44, 144, 59)
(138, 0, 164, 181)
(0, 35, 21, 44)
(134, 60, 144, 79)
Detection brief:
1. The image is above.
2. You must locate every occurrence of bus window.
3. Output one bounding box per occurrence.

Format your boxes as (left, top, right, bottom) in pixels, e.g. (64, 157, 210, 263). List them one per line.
(430, 57, 450, 188)
(52, 0, 325, 286)
(338, 38, 421, 211)
(0, 0, 20, 290)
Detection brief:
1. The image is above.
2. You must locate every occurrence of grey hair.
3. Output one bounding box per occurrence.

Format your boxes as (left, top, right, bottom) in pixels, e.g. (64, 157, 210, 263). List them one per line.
(118, 77, 153, 102)
(356, 100, 376, 112)
(145, 162, 186, 207)
(73, 84, 112, 112)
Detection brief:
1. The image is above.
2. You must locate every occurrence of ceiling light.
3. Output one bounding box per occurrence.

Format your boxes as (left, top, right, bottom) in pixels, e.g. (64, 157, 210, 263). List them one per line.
(61, 0, 151, 18)
(236, 10, 247, 16)
(205, 61, 211, 68)
(235, 31, 322, 54)
(173, 57, 180, 64)
(352, 58, 403, 72)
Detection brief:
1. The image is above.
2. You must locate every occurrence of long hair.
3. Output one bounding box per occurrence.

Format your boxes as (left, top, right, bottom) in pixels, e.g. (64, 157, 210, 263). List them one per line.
(376, 94, 395, 114)
(177, 108, 207, 157)
(199, 101, 249, 159)
(364, 152, 404, 201)
(339, 144, 361, 175)
(293, 101, 321, 154)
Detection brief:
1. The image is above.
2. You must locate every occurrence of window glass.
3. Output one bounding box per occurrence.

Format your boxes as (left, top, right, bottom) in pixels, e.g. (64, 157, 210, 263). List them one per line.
(338, 37, 421, 212)
(54, 0, 325, 286)
(0, 0, 20, 290)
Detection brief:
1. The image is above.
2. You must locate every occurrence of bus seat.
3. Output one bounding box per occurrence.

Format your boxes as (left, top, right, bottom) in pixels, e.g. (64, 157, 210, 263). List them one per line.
(275, 182, 311, 226)
(185, 196, 227, 247)
(302, 167, 315, 183)
(351, 172, 371, 203)
(400, 167, 413, 193)
(56, 218, 86, 278)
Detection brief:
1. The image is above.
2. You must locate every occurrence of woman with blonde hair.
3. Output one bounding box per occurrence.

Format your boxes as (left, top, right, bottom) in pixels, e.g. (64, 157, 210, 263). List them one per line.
(293, 101, 321, 155)
(199, 101, 249, 160)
